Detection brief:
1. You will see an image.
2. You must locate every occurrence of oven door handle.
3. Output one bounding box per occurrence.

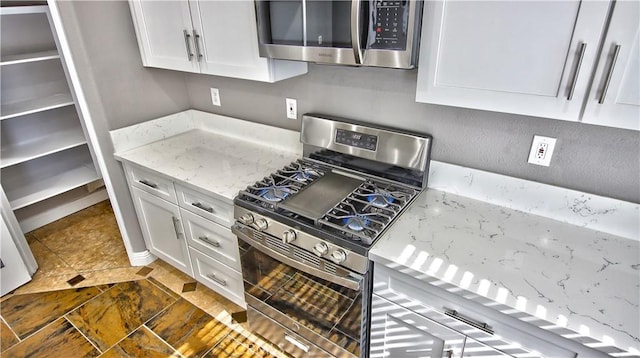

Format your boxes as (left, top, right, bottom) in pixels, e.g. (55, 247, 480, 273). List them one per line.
(232, 224, 362, 291)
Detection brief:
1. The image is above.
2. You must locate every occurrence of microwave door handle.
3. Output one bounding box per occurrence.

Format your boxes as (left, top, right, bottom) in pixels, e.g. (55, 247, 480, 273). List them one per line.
(351, 0, 363, 64)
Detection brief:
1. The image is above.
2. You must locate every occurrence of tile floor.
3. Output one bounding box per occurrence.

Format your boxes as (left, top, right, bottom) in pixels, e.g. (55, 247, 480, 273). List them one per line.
(0, 201, 288, 357)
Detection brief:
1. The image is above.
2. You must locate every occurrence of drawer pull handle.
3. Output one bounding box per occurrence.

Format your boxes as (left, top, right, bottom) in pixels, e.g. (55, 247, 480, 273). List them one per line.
(284, 334, 310, 352)
(206, 273, 227, 286)
(171, 216, 182, 240)
(198, 236, 221, 247)
(139, 179, 158, 189)
(444, 308, 493, 335)
(192, 202, 214, 213)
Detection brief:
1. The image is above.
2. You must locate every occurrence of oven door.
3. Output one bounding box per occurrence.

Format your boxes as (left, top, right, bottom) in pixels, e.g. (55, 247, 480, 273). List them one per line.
(232, 223, 367, 358)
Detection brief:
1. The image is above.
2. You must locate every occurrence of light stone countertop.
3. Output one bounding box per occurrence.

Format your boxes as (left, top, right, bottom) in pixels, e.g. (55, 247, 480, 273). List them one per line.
(114, 129, 301, 202)
(370, 189, 640, 355)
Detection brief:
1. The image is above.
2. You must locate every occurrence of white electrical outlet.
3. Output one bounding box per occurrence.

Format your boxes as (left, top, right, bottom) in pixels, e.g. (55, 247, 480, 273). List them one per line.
(528, 135, 557, 166)
(286, 98, 297, 119)
(211, 88, 221, 106)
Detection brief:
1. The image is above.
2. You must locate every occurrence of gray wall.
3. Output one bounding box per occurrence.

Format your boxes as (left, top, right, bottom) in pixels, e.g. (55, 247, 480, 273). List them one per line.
(185, 64, 640, 204)
(55, 0, 190, 253)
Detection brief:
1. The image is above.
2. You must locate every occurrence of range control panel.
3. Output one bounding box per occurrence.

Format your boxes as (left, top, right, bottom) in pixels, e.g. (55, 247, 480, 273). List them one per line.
(372, 0, 408, 50)
(335, 129, 378, 151)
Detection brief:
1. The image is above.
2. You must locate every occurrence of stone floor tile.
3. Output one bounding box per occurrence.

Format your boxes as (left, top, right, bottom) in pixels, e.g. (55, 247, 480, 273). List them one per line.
(1, 286, 102, 339)
(147, 260, 195, 296)
(27, 240, 77, 278)
(1, 318, 19, 352)
(146, 298, 231, 357)
(99, 326, 181, 358)
(65, 280, 176, 351)
(2, 318, 99, 358)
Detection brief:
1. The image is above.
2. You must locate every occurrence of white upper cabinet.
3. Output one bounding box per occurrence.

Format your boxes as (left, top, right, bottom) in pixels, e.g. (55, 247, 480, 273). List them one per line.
(417, 1, 639, 130)
(128, 1, 198, 73)
(581, 1, 640, 131)
(128, 0, 307, 82)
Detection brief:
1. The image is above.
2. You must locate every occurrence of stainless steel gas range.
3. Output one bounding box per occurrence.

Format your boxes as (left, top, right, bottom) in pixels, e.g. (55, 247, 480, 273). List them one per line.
(232, 114, 432, 357)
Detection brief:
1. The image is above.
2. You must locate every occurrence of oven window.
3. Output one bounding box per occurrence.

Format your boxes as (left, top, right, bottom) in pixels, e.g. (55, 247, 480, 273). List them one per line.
(240, 242, 362, 355)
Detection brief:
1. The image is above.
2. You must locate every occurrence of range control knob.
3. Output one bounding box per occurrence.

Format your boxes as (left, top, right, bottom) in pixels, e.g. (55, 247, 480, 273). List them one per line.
(330, 250, 348, 264)
(282, 230, 297, 244)
(238, 213, 254, 225)
(313, 243, 329, 257)
(254, 218, 268, 231)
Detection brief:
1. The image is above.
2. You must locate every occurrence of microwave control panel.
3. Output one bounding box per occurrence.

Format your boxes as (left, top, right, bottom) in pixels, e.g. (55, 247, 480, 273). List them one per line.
(372, 0, 408, 50)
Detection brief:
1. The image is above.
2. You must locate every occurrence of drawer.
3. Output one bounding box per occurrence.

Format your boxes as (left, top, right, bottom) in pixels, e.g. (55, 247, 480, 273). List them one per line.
(175, 183, 233, 227)
(180, 208, 241, 271)
(247, 307, 328, 357)
(125, 163, 176, 203)
(373, 265, 575, 358)
(189, 247, 245, 308)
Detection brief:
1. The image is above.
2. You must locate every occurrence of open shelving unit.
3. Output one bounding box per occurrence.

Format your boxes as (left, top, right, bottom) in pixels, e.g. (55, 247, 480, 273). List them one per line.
(1, 5, 108, 232)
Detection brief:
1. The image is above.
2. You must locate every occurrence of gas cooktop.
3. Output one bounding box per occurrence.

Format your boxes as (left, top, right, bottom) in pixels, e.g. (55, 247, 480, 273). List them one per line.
(235, 158, 418, 248)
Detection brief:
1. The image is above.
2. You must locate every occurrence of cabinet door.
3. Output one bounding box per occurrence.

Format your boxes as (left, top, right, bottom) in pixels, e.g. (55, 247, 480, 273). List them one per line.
(370, 294, 466, 358)
(130, 187, 192, 276)
(582, 1, 640, 130)
(416, 0, 610, 121)
(188, 0, 277, 81)
(0, 216, 32, 295)
(128, 0, 199, 73)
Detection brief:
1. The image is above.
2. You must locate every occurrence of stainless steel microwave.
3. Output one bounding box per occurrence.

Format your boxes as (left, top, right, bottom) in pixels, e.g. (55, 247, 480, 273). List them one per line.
(254, 0, 423, 69)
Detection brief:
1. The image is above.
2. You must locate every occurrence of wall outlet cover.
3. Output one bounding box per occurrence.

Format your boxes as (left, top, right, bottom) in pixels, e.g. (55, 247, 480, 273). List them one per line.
(211, 88, 221, 106)
(528, 135, 557, 166)
(286, 98, 297, 119)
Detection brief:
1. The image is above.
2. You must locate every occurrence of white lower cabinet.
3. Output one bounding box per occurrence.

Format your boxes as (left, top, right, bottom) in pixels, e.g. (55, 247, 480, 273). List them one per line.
(130, 187, 192, 276)
(370, 294, 467, 358)
(124, 163, 245, 307)
(371, 264, 602, 358)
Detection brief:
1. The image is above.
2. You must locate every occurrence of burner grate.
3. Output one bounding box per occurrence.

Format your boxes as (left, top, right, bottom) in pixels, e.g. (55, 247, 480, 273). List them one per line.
(318, 181, 417, 245)
(236, 160, 325, 209)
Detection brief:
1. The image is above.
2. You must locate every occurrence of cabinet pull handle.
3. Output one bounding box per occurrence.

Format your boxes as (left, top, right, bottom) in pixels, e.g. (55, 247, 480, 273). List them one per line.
(171, 216, 182, 239)
(138, 179, 158, 189)
(444, 308, 494, 335)
(193, 30, 203, 61)
(183, 29, 194, 61)
(198, 236, 221, 247)
(598, 44, 621, 104)
(567, 42, 586, 100)
(192, 202, 214, 213)
(206, 273, 227, 286)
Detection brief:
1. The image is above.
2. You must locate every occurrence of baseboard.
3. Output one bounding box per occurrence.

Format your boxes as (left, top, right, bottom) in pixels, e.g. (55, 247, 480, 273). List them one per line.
(129, 250, 157, 266)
